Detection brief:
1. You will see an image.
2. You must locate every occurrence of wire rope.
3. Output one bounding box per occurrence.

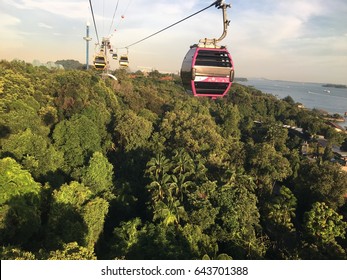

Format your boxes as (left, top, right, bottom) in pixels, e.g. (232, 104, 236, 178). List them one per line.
(115, 0, 133, 31)
(88, 0, 100, 45)
(119, 0, 223, 49)
(108, 0, 120, 34)
(102, 0, 105, 35)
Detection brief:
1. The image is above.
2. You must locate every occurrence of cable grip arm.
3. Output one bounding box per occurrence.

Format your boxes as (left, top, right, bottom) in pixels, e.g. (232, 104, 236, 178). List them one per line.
(199, 0, 231, 48)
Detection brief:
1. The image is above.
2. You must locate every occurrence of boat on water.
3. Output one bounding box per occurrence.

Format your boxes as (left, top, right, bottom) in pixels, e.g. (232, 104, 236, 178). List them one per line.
(324, 89, 331, 93)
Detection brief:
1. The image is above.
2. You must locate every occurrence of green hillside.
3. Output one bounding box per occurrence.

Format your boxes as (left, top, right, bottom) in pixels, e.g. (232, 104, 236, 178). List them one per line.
(0, 59, 346, 260)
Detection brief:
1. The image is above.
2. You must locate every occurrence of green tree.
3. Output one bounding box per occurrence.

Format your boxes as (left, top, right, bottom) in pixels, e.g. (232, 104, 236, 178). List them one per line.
(295, 161, 347, 211)
(304, 202, 347, 244)
(214, 102, 241, 139)
(153, 199, 187, 226)
(0, 158, 42, 246)
(80, 103, 112, 149)
(81, 151, 114, 198)
(301, 202, 347, 259)
(0, 96, 49, 138)
(146, 153, 171, 182)
(159, 103, 224, 156)
(46, 182, 108, 250)
(248, 143, 292, 193)
(112, 218, 142, 258)
(186, 180, 218, 231)
(47, 242, 96, 260)
(114, 110, 153, 152)
(172, 148, 194, 177)
(147, 172, 172, 204)
(264, 123, 289, 153)
(52, 71, 98, 118)
(262, 186, 298, 259)
(182, 223, 218, 259)
(83, 197, 109, 249)
(0, 246, 36, 260)
(264, 187, 297, 233)
(52, 114, 102, 176)
(123, 223, 192, 259)
(282, 96, 295, 106)
(0, 68, 34, 98)
(322, 142, 334, 161)
(1, 129, 63, 179)
(212, 172, 266, 259)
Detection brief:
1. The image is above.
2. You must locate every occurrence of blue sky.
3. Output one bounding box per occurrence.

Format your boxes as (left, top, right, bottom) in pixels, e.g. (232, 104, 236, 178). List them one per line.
(0, 0, 346, 83)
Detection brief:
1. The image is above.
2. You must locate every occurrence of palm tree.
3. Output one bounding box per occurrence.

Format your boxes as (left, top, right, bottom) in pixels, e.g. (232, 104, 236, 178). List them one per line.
(147, 173, 171, 203)
(145, 153, 171, 181)
(172, 148, 194, 176)
(170, 174, 193, 202)
(153, 199, 188, 226)
(191, 154, 208, 182)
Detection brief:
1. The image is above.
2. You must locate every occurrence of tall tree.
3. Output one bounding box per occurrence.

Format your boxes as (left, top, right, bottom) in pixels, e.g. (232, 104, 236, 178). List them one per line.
(114, 110, 153, 152)
(81, 151, 114, 199)
(52, 114, 102, 177)
(248, 143, 292, 193)
(262, 186, 298, 259)
(1, 129, 63, 179)
(301, 202, 347, 259)
(295, 161, 347, 212)
(212, 172, 266, 259)
(304, 202, 347, 244)
(46, 181, 108, 250)
(0, 158, 42, 246)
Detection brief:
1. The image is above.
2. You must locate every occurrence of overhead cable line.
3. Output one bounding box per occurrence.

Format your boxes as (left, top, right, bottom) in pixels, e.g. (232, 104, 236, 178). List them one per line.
(103, 0, 105, 35)
(119, 0, 223, 49)
(108, 0, 120, 34)
(89, 0, 100, 44)
(115, 0, 133, 31)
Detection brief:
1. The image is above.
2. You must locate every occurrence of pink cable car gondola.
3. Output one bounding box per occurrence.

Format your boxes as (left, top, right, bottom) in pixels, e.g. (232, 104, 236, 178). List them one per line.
(181, 46, 234, 98)
(180, 1, 234, 98)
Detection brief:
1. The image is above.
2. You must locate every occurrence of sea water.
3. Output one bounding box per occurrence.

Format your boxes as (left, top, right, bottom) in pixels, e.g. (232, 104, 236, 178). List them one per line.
(238, 79, 347, 128)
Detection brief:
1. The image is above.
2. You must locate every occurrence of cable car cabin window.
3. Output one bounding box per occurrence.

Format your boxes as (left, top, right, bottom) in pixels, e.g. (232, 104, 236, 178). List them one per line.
(195, 50, 232, 68)
(95, 64, 105, 70)
(194, 82, 229, 95)
(95, 59, 105, 64)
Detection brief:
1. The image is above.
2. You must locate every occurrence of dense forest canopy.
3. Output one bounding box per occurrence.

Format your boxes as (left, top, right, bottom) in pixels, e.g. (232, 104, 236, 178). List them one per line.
(0, 59, 346, 260)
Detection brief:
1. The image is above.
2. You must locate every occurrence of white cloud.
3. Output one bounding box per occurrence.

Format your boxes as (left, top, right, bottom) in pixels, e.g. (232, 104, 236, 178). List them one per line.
(38, 22, 53, 29)
(0, 13, 23, 48)
(3, 0, 89, 19)
(228, 0, 347, 82)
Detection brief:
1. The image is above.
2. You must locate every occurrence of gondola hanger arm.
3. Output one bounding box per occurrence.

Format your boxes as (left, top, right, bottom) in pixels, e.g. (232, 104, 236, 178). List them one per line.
(199, 1, 231, 48)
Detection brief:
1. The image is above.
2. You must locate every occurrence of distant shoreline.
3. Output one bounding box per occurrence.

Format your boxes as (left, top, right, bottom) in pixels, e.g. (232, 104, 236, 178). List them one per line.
(234, 77, 248, 82)
(236, 79, 347, 121)
(322, 83, 347, 89)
